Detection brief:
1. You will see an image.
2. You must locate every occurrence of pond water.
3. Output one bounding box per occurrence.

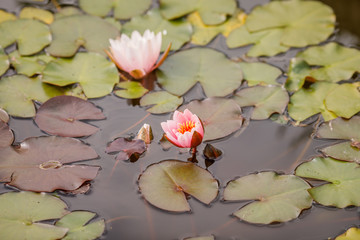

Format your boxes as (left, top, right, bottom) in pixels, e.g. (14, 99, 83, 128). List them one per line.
(1, 0, 360, 240)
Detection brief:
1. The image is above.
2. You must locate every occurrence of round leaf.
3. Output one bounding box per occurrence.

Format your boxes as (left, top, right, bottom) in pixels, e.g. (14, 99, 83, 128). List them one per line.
(0, 191, 68, 240)
(0, 121, 14, 148)
(106, 137, 146, 161)
(114, 81, 149, 99)
(224, 172, 312, 224)
(295, 157, 360, 208)
(35, 95, 106, 137)
(157, 48, 243, 97)
(335, 227, 360, 240)
(180, 98, 243, 141)
(138, 160, 219, 212)
(42, 52, 119, 98)
(140, 91, 183, 114)
(47, 15, 120, 57)
(238, 62, 282, 86)
(0, 47, 9, 76)
(320, 142, 360, 163)
(0, 108, 9, 123)
(19, 7, 54, 24)
(234, 85, 289, 120)
(0, 75, 63, 118)
(122, 8, 192, 52)
(316, 116, 360, 142)
(0, 9, 16, 24)
(285, 58, 312, 92)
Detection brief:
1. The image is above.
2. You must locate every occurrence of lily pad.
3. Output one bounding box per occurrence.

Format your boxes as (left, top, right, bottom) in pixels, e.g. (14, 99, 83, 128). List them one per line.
(316, 116, 360, 141)
(0, 136, 100, 192)
(19, 7, 54, 24)
(114, 81, 149, 99)
(106, 137, 146, 161)
(0, 108, 9, 123)
(0, 75, 63, 118)
(335, 227, 360, 240)
(0, 191, 68, 240)
(180, 98, 243, 141)
(0, 121, 14, 148)
(79, 0, 151, 20)
(285, 58, 312, 92)
(234, 85, 289, 120)
(287, 82, 338, 122)
(188, 10, 246, 46)
(0, 9, 16, 24)
(320, 142, 360, 163)
(47, 15, 120, 57)
(223, 172, 312, 224)
(35, 95, 106, 137)
(56, 211, 105, 240)
(122, 8, 192, 51)
(54, 7, 83, 19)
(42, 52, 119, 98)
(0, 19, 51, 55)
(159, 0, 236, 25)
(157, 48, 242, 97)
(140, 91, 183, 114)
(9, 51, 54, 77)
(296, 157, 360, 208)
(138, 160, 219, 212)
(0, 47, 9, 76)
(238, 62, 282, 86)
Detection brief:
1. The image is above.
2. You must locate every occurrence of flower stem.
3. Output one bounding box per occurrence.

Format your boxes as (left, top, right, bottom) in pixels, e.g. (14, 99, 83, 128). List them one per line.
(188, 147, 198, 163)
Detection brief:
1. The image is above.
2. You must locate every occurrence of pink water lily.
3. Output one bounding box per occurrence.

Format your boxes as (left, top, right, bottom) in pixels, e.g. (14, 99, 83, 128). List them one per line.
(106, 29, 171, 79)
(161, 109, 204, 149)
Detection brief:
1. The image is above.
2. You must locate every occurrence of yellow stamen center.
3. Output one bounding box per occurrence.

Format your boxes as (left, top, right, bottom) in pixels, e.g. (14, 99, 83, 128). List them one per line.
(177, 121, 196, 134)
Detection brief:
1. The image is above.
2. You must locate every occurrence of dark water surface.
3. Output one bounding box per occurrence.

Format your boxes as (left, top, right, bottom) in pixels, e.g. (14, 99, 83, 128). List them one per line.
(1, 1, 360, 240)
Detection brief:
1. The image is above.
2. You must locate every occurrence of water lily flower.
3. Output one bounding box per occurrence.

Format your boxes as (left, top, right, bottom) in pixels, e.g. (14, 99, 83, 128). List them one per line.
(106, 29, 171, 79)
(161, 109, 204, 149)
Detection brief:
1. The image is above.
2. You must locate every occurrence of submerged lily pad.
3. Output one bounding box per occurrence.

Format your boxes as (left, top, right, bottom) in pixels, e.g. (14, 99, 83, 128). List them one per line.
(138, 160, 219, 212)
(0, 121, 14, 148)
(0, 19, 51, 55)
(157, 48, 242, 97)
(223, 172, 312, 224)
(180, 98, 243, 141)
(234, 85, 289, 120)
(0, 75, 63, 118)
(238, 62, 282, 86)
(0, 47, 9, 76)
(79, 0, 151, 20)
(56, 211, 105, 240)
(106, 137, 146, 162)
(35, 96, 106, 137)
(0, 136, 100, 192)
(42, 52, 119, 98)
(19, 7, 54, 24)
(188, 10, 246, 46)
(160, 0, 236, 25)
(47, 14, 120, 57)
(0, 191, 68, 240)
(335, 227, 360, 240)
(140, 91, 183, 114)
(122, 9, 192, 51)
(9, 51, 54, 77)
(114, 81, 149, 99)
(295, 157, 360, 208)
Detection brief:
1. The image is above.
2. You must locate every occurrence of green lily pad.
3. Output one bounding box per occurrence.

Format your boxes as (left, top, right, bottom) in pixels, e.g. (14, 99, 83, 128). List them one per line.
(295, 157, 360, 208)
(19, 7, 54, 24)
(0, 19, 51, 55)
(238, 62, 282, 86)
(0, 75, 63, 118)
(223, 172, 312, 224)
(234, 85, 289, 120)
(159, 0, 236, 25)
(42, 52, 119, 98)
(79, 0, 151, 20)
(56, 211, 105, 240)
(188, 10, 246, 46)
(0, 47, 9, 76)
(285, 58, 312, 92)
(0, 9, 16, 24)
(316, 116, 360, 141)
(0, 191, 69, 240)
(54, 7, 83, 19)
(335, 227, 360, 240)
(140, 91, 183, 114)
(180, 98, 243, 141)
(114, 81, 149, 99)
(320, 142, 360, 163)
(138, 160, 219, 212)
(122, 8, 192, 52)
(288, 82, 338, 122)
(157, 48, 242, 97)
(47, 15, 120, 57)
(9, 51, 54, 77)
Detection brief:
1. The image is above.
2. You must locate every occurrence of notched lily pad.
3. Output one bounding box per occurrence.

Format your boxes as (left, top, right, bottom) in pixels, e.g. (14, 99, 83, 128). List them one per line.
(0, 18, 51, 55)
(223, 172, 312, 224)
(0, 108, 9, 123)
(316, 116, 360, 142)
(106, 137, 146, 162)
(0, 9, 16, 24)
(19, 7, 54, 24)
(0, 120, 14, 148)
(157, 48, 243, 97)
(56, 211, 105, 240)
(47, 14, 120, 57)
(114, 81, 149, 99)
(320, 142, 360, 163)
(0, 47, 9, 76)
(335, 227, 360, 240)
(35, 95, 105, 137)
(9, 51, 54, 77)
(140, 91, 183, 114)
(180, 98, 243, 141)
(0, 136, 100, 192)
(234, 85, 289, 120)
(238, 62, 282, 86)
(42, 52, 119, 98)
(0, 191, 69, 240)
(138, 160, 219, 212)
(295, 157, 360, 208)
